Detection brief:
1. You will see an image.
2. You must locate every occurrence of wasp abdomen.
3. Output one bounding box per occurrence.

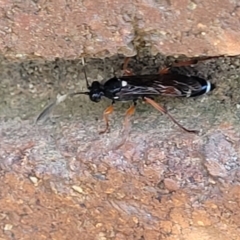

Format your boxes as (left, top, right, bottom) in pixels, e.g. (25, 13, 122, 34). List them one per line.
(187, 76, 215, 97)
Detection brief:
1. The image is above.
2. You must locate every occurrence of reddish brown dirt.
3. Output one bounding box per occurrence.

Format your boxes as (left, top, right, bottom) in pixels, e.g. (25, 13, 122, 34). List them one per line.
(0, 53, 240, 239)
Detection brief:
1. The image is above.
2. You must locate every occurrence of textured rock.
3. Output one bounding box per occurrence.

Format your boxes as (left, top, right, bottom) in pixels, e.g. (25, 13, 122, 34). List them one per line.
(0, 0, 240, 59)
(1, 51, 240, 240)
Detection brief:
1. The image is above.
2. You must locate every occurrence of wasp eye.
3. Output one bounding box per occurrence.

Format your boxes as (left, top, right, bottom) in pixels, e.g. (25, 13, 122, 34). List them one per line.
(88, 81, 104, 102)
(90, 93, 102, 102)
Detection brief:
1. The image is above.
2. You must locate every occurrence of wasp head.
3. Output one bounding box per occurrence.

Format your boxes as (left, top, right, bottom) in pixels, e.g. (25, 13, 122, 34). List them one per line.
(88, 81, 104, 102)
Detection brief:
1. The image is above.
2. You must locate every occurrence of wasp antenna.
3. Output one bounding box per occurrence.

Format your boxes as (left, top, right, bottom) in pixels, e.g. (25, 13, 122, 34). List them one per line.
(35, 93, 70, 123)
(103, 58, 106, 79)
(35, 101, 57, 123)
(81, 57, 90, 89)
(36, 91, 89, 124)
(70, 91, 89, 97)
(111, 67, 117, 78)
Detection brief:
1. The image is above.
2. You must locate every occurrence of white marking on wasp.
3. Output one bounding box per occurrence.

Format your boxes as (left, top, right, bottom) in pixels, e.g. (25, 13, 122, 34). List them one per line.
(114, 96, 119, 99)
(205, 81, 211, 93)
(186, 89, 192, 98)
(56, 94, 68, 105)
(121, 80, 128, 87)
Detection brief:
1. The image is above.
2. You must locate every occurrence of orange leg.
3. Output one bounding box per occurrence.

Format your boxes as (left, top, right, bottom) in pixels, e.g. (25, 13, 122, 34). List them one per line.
(123, 57, 134, 76)
(143, 97, 198, 134)
(124, 102, 136, 126)
(171, 56, 220, 68)
(115, 102, 137, 142)
(159, 67, 170, 75)
(99, 104, 114, 134)
(171, 59, 199, 67)
(158, 57, 211, 74)
(107, 103, 137, 150)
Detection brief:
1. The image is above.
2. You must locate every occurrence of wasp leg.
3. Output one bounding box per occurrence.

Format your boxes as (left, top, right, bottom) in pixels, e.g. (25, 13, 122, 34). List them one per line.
(171, 56, 220, 68)
(171, 59, 199, 67)
(158, 57, 203, 74)
(99, 103, 114, 134)
(124, 101, 137, 125)
(123, 57, 134, 76)
(143, 97, 198, 134)
(116, 101, 137, 142)
(159, 67, 170, 75)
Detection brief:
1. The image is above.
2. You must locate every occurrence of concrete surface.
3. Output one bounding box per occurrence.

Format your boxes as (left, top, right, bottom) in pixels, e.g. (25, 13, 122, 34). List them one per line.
(0, 52, 240, 239)
(0, 0, 240, 59)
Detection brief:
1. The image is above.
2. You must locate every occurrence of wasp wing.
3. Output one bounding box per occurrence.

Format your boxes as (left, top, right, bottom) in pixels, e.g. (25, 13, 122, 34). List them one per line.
(116, 74, 210, 100)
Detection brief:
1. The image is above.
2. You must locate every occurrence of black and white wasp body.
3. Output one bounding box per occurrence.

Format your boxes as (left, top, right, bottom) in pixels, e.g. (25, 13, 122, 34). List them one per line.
(88, 73, 214, 103)
(36, 57, 215, 134)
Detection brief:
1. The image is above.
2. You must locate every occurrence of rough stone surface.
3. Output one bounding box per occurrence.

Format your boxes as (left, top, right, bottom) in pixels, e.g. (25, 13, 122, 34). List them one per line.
(0, 0, 240, 59)
(0, 52, 240, 239)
